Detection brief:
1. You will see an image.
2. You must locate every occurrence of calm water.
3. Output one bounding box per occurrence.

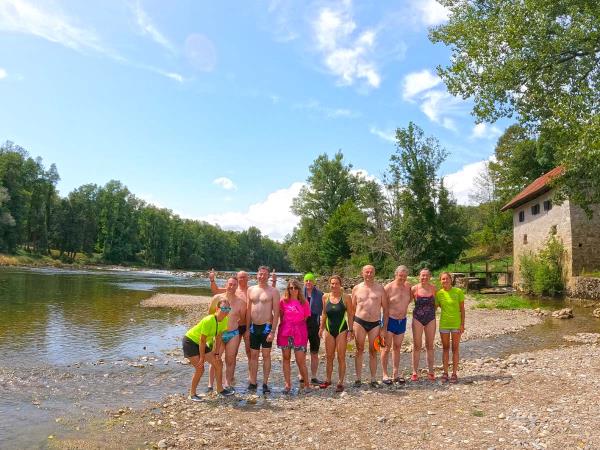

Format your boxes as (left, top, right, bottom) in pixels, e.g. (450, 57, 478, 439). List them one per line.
(0, 266, 213, 449)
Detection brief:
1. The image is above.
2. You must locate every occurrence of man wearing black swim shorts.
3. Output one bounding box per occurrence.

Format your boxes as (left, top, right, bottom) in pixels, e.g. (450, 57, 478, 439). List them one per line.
(352, 265, 389, 388)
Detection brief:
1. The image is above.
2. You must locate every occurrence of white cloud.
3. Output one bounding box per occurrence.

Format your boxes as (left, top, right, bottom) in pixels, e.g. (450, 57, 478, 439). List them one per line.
(402, 69, 441, 101)
(200, 182, 304, 241)
(412, 0, 450, 26)
(312, 2, 380, 88)
(294, 99, 360, 119)
(131, 0, 176, 53)
(443, 159, 490, 205)
(420, 90, 466, 131)
(0, 67, 6, 79)
(0, 0, 110, 54)
(0, 0, 183, 83)
(213, 177, 237, 191)
(266, 0, 300, 42)
(369, 126, 395, 143)
(470, 123, 503, 140)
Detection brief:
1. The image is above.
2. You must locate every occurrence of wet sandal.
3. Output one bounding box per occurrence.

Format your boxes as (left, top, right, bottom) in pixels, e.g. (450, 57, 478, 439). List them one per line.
(394, 376, 405, 384)
(335, 383, 344, 393)
(427, 372, 435, 381)
(449, 374, 458, 383)
(410, 373, 419, 382)
(441, 373, 449, 383)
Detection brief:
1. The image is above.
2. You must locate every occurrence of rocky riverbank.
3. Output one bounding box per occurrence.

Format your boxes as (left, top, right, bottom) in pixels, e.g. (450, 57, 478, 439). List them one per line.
(50, 339, 600, 450)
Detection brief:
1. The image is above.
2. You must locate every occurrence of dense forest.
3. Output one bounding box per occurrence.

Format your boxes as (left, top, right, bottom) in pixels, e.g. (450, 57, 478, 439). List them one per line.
(0, 141, 292, 271)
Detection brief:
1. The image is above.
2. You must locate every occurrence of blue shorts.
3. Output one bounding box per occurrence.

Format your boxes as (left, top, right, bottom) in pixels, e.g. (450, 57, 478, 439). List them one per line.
(387, 317, 407, 335)
(222, 329, 240, 343)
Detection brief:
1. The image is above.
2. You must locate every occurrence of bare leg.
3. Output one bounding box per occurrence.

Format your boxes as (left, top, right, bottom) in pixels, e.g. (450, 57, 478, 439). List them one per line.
(249, 349, 259, 385)
(380, 330, 392, 381)
(336, 333, 347, 385)
(324, 332, 336, 383)
(294, 349, 308, 390)
(262, 348, 272, 384)
(353, 323, 367, 382)
(282, 348, 292, 390)
(440, 333, 451, 375)
(392, 333, 405, 379)
(412, 320, 424, 376)
(208, 364, 214, 389)
(367, 326, 380, 381)
(451, 332, 461, 376)
(224, 335, 240, 387)
(310, 352, 319, 379)
(242, 333, 251, 380)
(205, 353, 224, 392)
(187, 355, 204, 396)
(424, 320, 436, 374)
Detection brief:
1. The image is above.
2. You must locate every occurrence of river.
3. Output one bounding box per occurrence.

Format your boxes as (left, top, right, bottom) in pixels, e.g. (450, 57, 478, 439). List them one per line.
(0, 267, 598, 449)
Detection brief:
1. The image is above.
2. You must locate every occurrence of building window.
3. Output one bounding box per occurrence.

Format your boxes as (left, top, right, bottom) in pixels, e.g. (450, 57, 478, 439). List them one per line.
(531, 204, 540, 215)
(543, 200, 552, 211)
(518, 211, 525, 222)
(523, 234, 528, 244)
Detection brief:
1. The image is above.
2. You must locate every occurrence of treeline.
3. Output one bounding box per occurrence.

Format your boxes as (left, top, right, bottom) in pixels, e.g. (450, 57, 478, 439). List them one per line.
(286, 122, 468, 277)
(0, 141, 291, 271)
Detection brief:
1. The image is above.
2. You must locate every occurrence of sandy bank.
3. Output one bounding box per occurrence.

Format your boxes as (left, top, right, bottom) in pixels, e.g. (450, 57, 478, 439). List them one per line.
(140, 294, 213, 310)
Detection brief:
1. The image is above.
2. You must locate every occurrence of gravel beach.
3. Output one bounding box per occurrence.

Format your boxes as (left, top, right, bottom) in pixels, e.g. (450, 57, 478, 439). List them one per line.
(46, 294, 600, 450)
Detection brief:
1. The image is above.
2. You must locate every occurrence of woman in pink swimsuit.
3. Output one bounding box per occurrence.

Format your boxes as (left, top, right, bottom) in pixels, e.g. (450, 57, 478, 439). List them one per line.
(277, 279, 311, 393)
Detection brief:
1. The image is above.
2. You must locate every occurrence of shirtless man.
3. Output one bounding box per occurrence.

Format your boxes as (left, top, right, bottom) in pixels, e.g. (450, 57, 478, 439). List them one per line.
(352, 265, 388, 387)
(207, 277, 246, 391)
(246, 266, 280, 393)
(381, 265, 412, 384)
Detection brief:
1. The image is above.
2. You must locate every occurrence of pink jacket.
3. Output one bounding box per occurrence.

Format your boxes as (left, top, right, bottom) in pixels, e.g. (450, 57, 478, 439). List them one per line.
(276, 298, 310, 347)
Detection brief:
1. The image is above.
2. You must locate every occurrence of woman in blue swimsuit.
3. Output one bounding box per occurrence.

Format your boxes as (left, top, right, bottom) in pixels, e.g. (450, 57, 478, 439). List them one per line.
(411, 268, 437, 381)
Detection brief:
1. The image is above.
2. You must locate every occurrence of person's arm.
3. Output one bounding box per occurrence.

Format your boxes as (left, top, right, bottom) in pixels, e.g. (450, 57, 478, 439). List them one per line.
(208, 269, 226, 295)
(199, 334, 207, 363)
(380, 288, 389, 337)
(245, 287, 253, 330)
(319, 294, 328, 338)
(268, 288, 280, 342)
(345, 293, 354, 341)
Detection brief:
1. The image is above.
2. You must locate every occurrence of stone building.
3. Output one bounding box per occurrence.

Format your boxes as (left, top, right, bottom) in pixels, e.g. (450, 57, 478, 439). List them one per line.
(501, 166, 600, 287)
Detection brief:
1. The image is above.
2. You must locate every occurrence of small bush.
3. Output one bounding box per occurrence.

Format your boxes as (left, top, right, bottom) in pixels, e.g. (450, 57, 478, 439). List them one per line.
(519, 235, 565, 296)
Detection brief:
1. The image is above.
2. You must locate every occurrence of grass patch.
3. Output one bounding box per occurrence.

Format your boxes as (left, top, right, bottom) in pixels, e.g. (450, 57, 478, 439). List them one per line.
(472, 410, 485, 417)
(471, 293, 541, 310)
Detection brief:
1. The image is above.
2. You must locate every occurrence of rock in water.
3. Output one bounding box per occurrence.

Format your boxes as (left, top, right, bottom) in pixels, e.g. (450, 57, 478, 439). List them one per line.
(552, 308, 573, 319)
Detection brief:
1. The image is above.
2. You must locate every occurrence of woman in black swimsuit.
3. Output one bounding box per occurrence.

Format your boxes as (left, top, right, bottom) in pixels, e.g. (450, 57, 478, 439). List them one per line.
(410, 268, 437, 381)
(319, 275, 355, 392)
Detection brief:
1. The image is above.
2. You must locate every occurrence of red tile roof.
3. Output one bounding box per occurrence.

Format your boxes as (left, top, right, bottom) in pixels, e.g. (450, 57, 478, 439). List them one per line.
(500, 166, 564, 211)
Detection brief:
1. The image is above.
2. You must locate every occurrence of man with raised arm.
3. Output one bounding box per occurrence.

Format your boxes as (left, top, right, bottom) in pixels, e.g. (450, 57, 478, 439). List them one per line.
(246, 266, 280, 393)
(207, 277, 247, 392)
(381, 265, 412, 384)
(208, 268, 276, 382)
(352, 264, 388, 388)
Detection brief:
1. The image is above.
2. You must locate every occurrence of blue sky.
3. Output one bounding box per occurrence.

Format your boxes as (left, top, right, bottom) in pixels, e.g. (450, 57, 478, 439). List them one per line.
(0, 0, 507, 241)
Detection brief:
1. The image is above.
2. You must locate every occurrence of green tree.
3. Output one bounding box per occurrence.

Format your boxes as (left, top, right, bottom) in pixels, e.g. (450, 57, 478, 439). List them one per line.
(386, 122, 467, 270)
(431, 0, 600, 211)
(0, 186, 15, 252)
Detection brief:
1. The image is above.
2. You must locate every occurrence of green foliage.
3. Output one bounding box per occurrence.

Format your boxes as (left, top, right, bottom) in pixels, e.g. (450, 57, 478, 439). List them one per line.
(386, 122, 468, 271)
(431, 0, 600, 211)
(472, 293, 539, 310)
(519, 235, 565, 296)
(0, 140, 291, 271)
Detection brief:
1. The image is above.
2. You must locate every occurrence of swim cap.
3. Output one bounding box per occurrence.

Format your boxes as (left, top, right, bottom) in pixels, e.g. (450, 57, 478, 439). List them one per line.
(303, 273, 316, 282)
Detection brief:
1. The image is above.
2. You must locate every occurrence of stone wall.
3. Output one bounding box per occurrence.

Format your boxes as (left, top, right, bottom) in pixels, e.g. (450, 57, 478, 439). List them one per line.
(567, 276, 600, 301)
(569, 203, 600, 276)
(512, 190, 572, 286)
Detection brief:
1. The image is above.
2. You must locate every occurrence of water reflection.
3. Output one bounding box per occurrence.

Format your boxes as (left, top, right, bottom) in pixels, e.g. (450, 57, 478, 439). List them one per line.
(0, 268, 207, 367)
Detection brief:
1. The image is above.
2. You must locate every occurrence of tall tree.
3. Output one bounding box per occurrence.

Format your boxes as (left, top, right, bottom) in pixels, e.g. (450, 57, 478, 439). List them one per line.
(431, 0, 600, 211)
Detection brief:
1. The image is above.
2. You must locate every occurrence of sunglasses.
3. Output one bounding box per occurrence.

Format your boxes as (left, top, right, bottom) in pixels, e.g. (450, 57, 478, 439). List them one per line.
(288, 286, 299, 290)
(220, 306, 232, 312)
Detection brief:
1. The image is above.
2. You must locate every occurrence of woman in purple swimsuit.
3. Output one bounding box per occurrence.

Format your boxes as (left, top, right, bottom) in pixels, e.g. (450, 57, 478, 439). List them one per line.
(410, 268, 437, 381)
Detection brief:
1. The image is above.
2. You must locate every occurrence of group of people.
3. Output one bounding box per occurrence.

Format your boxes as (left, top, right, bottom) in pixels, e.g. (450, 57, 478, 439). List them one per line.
(181, 265, 465, 401)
